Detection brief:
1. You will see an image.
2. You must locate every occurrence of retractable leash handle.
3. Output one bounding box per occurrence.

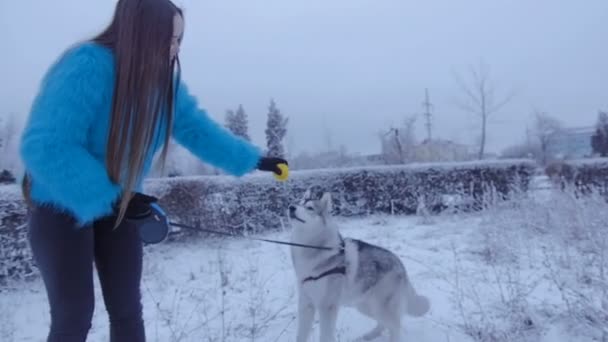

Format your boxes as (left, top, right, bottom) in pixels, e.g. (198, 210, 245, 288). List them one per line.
(133, 202, 170, 245)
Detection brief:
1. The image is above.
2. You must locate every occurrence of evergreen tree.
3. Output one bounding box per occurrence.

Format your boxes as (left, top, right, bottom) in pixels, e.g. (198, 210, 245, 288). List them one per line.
(265, 99, 288, 158)
(224, 109, 236, 132)
(224, 105, 250, 141)
(233, 104, 250, 141)
(591, 111, 608, 157)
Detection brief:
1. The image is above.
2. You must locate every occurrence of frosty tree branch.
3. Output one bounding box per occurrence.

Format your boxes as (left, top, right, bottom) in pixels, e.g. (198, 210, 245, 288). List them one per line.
(454, 61, 515, 159)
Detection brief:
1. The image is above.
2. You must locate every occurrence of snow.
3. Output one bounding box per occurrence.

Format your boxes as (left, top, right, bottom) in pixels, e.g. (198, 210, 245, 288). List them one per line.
(249, 158, 536, 178)
(561, 157, 608, 167)
(1, 182, 602, 342)
(0, 184, 21, 202)
(144, 158, 536, 183)
(0, 214, 468, 342)
(1, 168, 605, 342)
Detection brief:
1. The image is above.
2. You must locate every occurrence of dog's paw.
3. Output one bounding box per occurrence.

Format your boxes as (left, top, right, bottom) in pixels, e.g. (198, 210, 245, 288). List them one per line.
(354, 325, 384, 341)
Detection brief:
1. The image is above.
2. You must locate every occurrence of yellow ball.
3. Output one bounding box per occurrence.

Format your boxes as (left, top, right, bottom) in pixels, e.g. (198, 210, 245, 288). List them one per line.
(274, 163, 289, 181)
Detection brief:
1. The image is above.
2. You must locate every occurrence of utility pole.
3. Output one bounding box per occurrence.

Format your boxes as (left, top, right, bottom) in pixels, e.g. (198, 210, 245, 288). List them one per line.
(422, 88, 433, 142)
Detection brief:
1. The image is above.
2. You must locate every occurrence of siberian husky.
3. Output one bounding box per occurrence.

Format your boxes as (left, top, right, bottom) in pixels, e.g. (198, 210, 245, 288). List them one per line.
(288, 190, 430, 342)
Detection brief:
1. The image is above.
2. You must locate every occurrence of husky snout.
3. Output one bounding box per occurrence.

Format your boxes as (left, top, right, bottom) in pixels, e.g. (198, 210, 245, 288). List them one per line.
(289, 205, 306, 223)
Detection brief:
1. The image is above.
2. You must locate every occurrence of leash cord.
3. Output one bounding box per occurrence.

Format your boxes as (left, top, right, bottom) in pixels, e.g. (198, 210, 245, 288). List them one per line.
(168, 221, 339, 251)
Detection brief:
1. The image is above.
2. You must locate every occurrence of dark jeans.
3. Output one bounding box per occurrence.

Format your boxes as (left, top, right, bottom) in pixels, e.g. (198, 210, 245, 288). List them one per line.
(27, 205, 145, 342)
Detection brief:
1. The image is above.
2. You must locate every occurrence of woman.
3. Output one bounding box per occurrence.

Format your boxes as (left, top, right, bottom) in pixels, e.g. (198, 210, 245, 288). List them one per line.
(18, 0, 287, 341)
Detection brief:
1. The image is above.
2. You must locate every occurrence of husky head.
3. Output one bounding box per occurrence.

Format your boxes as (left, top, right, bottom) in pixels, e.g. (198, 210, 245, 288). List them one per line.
(289, 189, 333, 227)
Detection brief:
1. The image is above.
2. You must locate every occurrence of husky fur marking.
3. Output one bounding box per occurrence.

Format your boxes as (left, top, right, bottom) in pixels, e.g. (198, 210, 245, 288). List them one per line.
(289, 190, 430, 342)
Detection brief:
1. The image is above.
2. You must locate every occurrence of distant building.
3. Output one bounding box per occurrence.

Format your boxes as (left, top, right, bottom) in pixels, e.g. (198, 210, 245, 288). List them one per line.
(546, 126, 594, 159)
(340, 153, 384, 167)
(415, 139, 474, 162)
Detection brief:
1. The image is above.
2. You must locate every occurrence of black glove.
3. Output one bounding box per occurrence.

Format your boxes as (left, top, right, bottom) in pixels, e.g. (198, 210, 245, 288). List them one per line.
(125, 192, 159, 219)
(121, 192, 170, 245)
(257, 157, 288, 176)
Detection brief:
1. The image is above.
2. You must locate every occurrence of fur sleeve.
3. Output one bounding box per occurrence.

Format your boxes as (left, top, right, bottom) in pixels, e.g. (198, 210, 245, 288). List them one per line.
(19, 44, 121, 226)
(172, 81, 262, 177)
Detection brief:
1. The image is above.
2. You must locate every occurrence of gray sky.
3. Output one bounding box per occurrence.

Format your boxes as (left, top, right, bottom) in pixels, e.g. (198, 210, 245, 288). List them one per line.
(1, 0, 606, 156)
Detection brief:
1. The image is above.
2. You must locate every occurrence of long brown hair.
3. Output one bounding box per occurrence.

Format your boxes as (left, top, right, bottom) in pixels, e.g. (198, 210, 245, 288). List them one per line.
(94, 0, 183, 226)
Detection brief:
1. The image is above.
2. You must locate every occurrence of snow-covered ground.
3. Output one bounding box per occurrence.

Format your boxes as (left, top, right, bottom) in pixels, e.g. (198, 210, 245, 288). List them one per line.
(0, 213, 474, 342)
(1, 176, 606, 342)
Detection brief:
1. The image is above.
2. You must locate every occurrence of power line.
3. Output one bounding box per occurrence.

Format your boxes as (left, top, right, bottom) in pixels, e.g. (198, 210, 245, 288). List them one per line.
(422, 88, 433, 141)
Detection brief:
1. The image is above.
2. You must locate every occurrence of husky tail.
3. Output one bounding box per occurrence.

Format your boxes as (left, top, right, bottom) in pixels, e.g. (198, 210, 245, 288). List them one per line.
(403, 280, 430, 317)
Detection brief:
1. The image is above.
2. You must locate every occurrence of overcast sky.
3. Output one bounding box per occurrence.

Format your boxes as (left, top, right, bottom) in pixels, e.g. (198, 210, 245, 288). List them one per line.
(1, 0, 606, 156)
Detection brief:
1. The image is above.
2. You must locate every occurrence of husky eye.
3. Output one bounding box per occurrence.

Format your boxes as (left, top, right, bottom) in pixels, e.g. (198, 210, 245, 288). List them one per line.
(306, 206, 314, 211)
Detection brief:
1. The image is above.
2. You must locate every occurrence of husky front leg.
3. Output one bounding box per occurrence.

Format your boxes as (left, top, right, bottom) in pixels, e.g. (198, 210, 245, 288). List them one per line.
(387, 325, 402, 342)
(318, 304, 338, 342)
(383, 312, 402, 342)
(296, 294, 315, 342)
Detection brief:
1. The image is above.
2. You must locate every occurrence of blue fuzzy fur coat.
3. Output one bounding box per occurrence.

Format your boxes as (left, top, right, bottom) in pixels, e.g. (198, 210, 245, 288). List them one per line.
(19, 42, 262, 227)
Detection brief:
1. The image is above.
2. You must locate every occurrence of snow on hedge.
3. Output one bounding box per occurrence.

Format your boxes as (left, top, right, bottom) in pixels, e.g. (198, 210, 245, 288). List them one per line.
(0, 159, 536, 283)
(143, 159, 536, 238)
(545, 157, 608, 195)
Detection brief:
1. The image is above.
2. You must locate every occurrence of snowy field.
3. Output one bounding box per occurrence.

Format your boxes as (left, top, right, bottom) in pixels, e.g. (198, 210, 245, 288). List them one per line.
(1, 176, 607, 342)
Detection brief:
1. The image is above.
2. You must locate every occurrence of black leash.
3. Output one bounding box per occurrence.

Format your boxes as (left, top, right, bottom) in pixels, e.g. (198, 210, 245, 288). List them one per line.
(168, 221, 339, 251)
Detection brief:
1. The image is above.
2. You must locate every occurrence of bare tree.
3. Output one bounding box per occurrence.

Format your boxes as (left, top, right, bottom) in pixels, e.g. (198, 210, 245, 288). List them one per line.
(0, 113, 20, 172)
(380, 115, 417, 164)
(533, 110, 562, 165)
(454, 61, 515, 159)
(381, 127, 404, 164)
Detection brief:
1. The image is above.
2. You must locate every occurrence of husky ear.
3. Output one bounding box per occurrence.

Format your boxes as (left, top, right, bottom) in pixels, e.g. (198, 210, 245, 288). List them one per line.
(302, 188, 312, 202)
(320, 192, 333, 214)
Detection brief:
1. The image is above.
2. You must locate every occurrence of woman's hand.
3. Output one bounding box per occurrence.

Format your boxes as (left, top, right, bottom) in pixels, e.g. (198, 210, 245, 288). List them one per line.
(257, 157, 289, 177)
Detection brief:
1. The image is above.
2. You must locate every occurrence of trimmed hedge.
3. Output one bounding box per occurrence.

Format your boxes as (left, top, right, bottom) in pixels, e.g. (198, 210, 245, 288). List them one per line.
(0, 185, 33, 285)
(545, 158, 608, 196)
(0, 170, 16, 185)
(0, 159, 536, 284)
(148, 159, 536, 238)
